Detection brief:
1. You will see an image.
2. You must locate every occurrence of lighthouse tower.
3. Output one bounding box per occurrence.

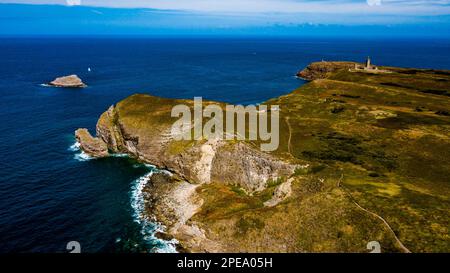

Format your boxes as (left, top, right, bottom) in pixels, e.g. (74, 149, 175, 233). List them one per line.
(365, 56, 371, 69)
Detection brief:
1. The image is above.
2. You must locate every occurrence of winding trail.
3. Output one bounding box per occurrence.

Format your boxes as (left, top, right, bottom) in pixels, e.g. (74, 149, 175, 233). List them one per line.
(284, 115, 409, 253)
(285, 117, 293, 155)
(337, 174, 411, 253)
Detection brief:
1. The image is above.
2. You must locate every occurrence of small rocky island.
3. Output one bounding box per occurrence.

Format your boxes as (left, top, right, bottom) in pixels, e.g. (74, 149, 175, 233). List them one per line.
(75, 61, 450, 253)
(48, 74, 86, 88)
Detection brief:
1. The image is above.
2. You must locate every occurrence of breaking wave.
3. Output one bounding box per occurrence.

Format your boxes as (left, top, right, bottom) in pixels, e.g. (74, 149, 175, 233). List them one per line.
(111, 153, 129, 158)
(69, 141, 92, 161)
(68, 142, 80, 152)
(69, 139, 176, 252)
(130, 166, 178, 253)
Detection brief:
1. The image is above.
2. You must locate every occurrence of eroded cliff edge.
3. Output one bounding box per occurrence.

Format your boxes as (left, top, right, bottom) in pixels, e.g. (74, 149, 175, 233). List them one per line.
(94, 96, 297, 192)
(76, 62, 450, 253)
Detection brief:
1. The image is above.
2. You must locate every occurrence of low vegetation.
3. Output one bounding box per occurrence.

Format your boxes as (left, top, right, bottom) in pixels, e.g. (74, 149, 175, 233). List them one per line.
(192, 63, 450, 252)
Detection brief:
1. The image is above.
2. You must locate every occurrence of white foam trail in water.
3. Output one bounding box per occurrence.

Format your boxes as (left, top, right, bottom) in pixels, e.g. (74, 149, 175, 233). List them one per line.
(74, 151, 92, 161)
(70, 142, 128, 160)
(111, 153, 129, 158)
(130, 168, 178, 253)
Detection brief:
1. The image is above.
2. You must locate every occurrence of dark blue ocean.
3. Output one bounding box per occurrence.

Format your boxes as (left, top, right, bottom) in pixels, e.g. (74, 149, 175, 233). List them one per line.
(0, 37, 449, 253)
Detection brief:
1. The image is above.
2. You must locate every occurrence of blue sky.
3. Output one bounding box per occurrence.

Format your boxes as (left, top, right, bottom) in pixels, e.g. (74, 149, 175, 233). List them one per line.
(0, 1, 449, 36)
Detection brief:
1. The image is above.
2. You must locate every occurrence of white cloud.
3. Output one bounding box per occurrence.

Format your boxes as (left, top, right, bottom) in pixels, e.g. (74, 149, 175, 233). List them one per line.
(1, 0, 450, 15)
(367, 0, 382, 6)
(66, 0, 81, 6)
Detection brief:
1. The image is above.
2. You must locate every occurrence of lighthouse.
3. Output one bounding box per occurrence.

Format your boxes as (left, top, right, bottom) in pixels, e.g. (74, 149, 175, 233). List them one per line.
(365, 56, 371, 69)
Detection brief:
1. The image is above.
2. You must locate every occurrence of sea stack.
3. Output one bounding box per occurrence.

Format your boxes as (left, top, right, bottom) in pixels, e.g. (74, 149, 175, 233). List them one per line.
(49, 74, 86, 88)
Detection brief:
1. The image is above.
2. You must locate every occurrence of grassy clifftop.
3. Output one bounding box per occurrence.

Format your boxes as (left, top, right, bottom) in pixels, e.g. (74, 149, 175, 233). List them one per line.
(252, 63, 450, 252)
(196, 62, 450, 252)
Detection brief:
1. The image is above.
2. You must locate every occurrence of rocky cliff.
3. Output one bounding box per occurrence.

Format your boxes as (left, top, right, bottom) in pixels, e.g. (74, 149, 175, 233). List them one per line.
(92, 96, 296, 192)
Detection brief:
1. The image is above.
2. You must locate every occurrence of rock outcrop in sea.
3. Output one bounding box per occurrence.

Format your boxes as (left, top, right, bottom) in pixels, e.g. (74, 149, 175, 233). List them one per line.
(49, 74, 86, 88)
(75, 128, 108, 157)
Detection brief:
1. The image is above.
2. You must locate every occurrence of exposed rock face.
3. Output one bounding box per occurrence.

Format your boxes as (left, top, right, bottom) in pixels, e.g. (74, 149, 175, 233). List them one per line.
(96, 105, 125, 153)
(75, 128, 108, 157)
(143, 172, 221, 252)
(297, 61, 357, 80)
(263, 178, 293, 207)
(211, 142, 296, 192)
(49, 75, 86, 88)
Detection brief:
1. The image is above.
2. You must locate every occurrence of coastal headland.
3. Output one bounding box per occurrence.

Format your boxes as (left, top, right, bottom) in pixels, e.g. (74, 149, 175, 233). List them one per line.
(76, 61, 450, 253)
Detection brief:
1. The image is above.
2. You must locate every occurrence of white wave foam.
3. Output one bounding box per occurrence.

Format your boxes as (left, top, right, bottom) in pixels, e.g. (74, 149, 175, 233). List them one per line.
(130, 168, 178, 253)
(74, 151, 92, 161)
(68, 139, 177, 251)
(69, 141, 93, 161)
(68, 141, 81, 152)
(111, 153, 129, 158)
